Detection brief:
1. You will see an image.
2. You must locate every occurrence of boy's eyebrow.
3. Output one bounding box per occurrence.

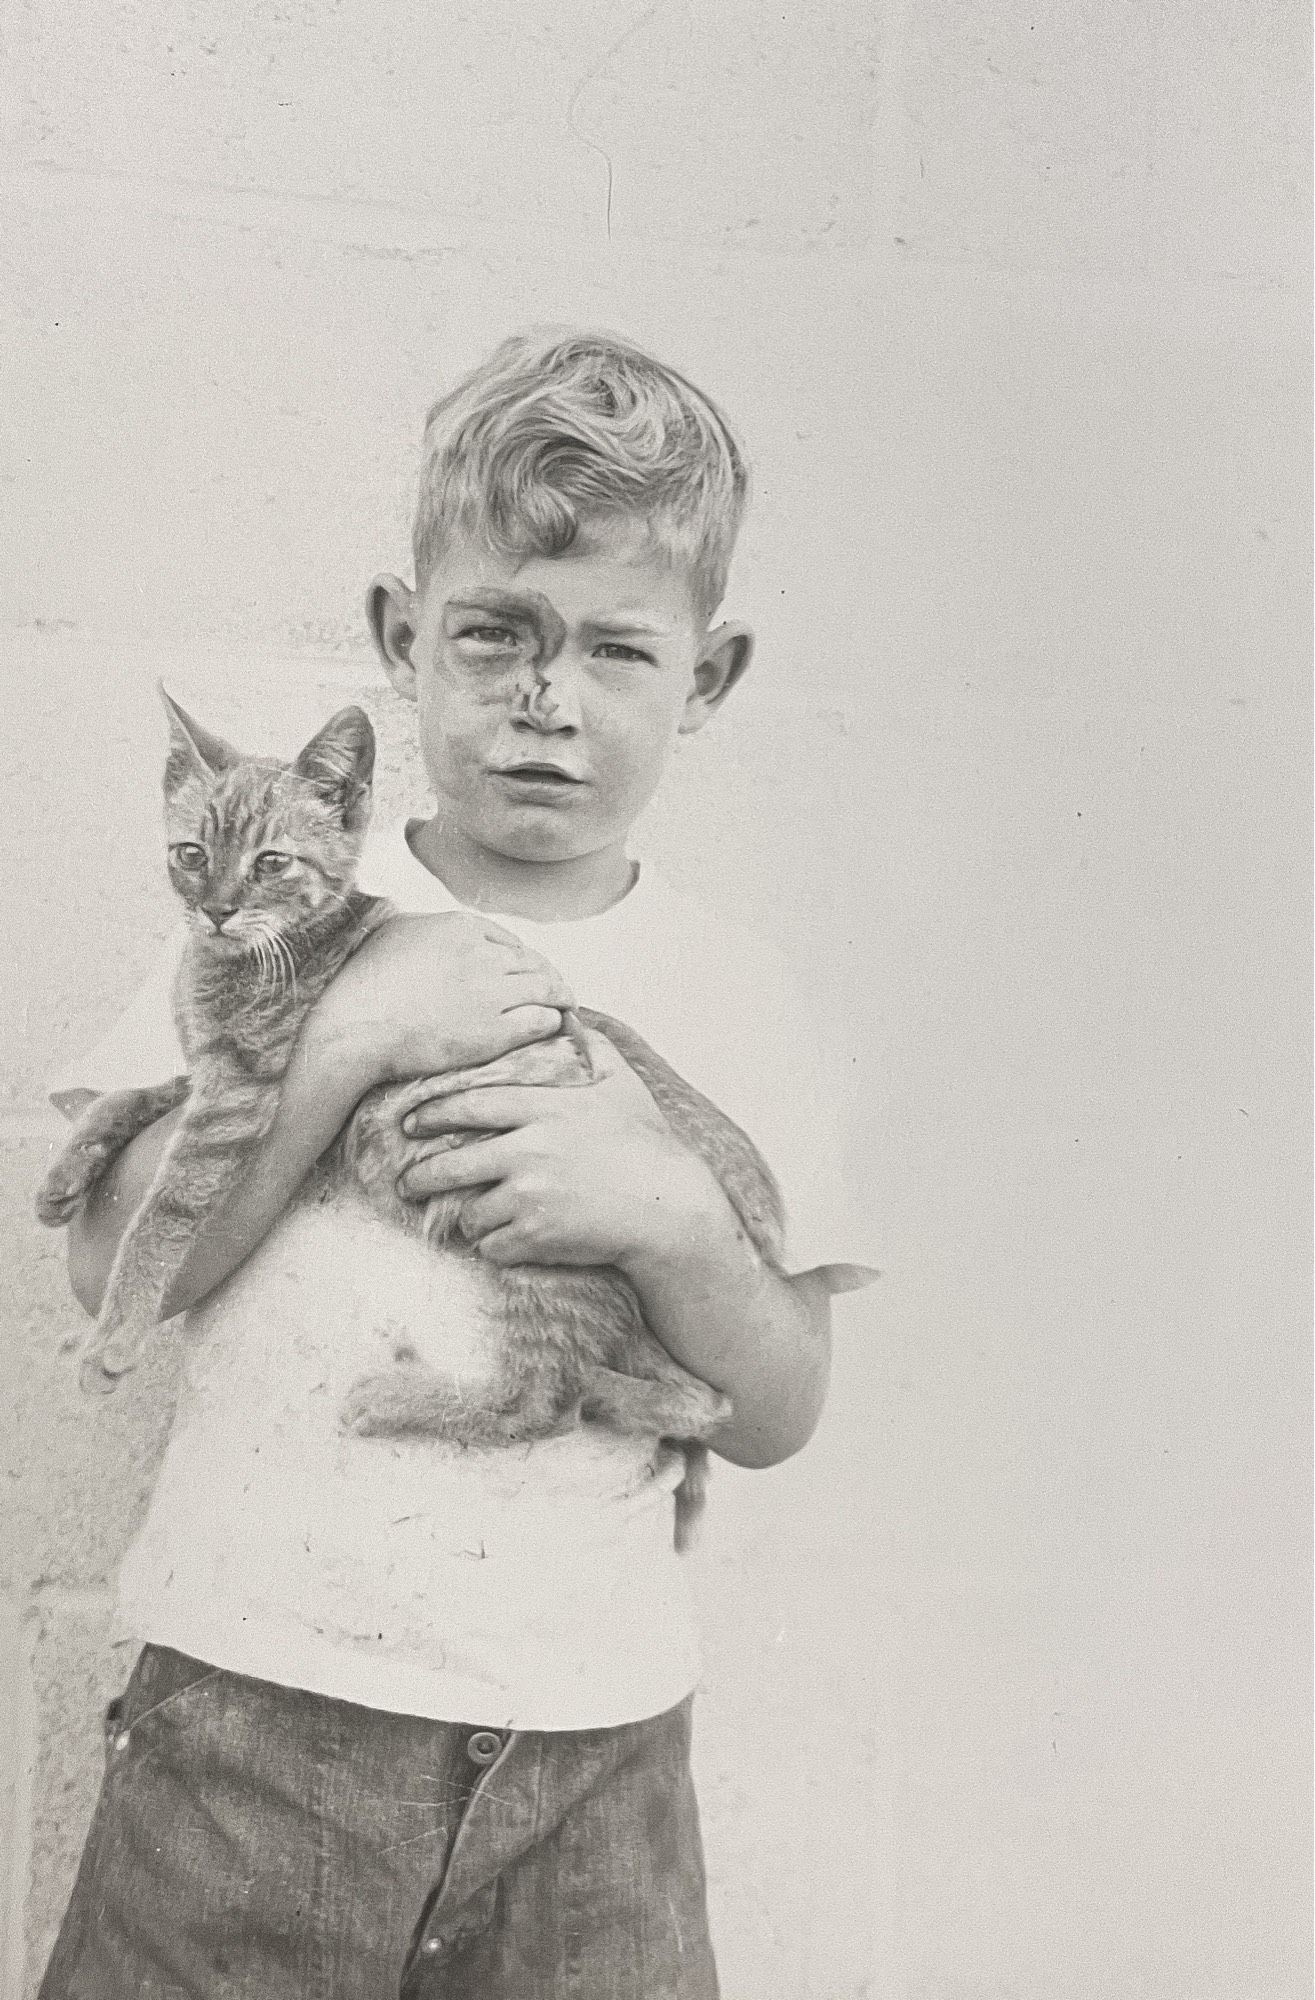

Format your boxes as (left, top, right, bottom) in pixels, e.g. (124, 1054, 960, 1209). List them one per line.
(578, 616, 673, 639)
(443, 590, 544, 621)
(443, 593, 673, 642)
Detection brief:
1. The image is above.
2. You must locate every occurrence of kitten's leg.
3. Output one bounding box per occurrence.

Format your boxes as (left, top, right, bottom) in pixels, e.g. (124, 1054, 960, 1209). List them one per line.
(35, 1078, 190, 1227)
(78, 1080, 276, 1394)
(376, 1034, 592, 1119)
(577, 1369, 728, 1552)
(577, 1363, 732, 1441)
(338, 1363, 572, 1446)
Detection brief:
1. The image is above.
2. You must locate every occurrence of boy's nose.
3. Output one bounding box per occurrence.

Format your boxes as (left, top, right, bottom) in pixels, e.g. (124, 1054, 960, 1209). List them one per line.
(514, 668, 581, 731)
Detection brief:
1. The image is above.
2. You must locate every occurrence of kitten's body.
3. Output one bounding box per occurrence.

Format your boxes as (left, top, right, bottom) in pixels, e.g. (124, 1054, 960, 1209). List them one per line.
(38, 695, 785, 1542)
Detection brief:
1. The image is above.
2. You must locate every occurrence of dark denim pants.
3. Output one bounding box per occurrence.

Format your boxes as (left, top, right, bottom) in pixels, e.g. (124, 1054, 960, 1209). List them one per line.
(39, 1645, 718, 1999)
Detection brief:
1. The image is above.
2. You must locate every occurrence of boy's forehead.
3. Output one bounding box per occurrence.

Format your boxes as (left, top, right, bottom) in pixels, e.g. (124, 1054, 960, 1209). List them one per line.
(417, 527, 700, 630)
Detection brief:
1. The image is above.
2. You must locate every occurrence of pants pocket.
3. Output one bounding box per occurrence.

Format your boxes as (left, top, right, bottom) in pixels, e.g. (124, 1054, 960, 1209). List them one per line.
(114, 1644, 224, 1740)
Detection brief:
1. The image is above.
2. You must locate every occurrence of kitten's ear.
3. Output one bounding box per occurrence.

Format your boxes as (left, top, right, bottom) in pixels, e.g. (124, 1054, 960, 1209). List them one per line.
(159, 685, 244, 794)
(294, 706, 376, 826)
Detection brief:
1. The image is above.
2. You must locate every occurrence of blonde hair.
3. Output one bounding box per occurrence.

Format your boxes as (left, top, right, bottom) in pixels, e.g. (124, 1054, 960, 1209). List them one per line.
(412, 330, 750, 623)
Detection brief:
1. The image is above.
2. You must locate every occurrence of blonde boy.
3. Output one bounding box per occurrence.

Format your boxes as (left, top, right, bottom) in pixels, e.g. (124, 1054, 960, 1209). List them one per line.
(40, 331, 872, 1998)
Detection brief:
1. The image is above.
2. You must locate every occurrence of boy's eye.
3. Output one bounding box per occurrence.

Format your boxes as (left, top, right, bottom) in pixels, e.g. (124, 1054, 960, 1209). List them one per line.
(594, 643, 653, 664)
(170, 843, 207, 872)
(253, 850, 293, 879)
(458, 625, 520, 648)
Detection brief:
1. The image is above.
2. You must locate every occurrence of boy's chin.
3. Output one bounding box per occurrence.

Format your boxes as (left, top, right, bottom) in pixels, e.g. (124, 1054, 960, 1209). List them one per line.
(472, 798, 621, 865)
(485, 824, 598, 864)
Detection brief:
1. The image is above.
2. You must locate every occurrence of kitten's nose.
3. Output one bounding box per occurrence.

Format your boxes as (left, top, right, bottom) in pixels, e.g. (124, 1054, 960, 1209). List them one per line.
(202, 905, 238, 932)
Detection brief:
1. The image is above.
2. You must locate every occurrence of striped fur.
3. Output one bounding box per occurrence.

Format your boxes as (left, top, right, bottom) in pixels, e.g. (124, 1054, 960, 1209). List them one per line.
(40, 692, 388, 1394)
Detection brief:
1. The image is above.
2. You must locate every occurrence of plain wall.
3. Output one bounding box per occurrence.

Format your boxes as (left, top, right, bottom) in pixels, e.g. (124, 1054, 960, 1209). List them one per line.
(1, 4, 1309, 1995)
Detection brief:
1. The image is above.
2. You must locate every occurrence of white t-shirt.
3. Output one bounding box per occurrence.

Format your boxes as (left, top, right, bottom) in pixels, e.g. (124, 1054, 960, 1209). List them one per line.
(54, 819, 875, 1730)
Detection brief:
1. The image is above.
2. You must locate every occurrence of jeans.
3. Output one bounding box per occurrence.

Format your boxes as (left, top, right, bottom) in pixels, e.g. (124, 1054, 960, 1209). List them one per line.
(38, 1645, 718, 1999)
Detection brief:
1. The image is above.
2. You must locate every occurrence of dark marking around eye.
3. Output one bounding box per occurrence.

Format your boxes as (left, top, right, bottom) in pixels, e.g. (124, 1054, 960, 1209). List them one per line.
(442, 591, 567, 667)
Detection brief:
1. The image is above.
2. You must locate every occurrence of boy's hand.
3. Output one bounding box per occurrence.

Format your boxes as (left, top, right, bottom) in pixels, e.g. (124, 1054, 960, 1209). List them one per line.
(304, 913, 575, 1085)
(394, 1029, 727, 1270)
(381, 1025, 835, 1473)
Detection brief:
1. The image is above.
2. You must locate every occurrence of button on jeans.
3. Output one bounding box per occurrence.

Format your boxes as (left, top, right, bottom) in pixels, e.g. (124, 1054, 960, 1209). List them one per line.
(38, 1645, 718, 1999)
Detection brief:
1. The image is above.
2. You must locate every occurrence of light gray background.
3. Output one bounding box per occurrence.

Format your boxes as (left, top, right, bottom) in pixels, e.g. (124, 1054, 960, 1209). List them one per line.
(1, 4, 1309, 1996)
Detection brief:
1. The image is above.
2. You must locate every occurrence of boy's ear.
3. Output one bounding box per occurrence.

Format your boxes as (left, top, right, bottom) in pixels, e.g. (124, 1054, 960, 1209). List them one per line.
(678, 623, 754, 737)
(367, 575, 418, 701)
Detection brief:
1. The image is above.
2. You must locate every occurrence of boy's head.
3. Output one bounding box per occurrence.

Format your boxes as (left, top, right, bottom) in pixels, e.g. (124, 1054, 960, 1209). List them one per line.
(411, 328, 749, 627)
(369, 330, 756, 888)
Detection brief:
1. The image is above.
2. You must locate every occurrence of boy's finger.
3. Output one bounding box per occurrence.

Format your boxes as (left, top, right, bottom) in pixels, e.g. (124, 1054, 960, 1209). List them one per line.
(494, 1004, 567, 1045)
(398, 1136, 510, 1199)
(402, 1036, 589, 1109)
(500, 970, 575, 1010)
(455, 1185, 518, 1241)
(473, 1224, 530, 1267)
(502, 950, 572, 984)
(405, 1086, 553, 1135)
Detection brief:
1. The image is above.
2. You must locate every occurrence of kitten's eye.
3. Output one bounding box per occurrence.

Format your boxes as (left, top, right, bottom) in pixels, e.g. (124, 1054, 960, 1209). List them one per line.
(170, 843, 207, 872)
(253, 850, 293, 880)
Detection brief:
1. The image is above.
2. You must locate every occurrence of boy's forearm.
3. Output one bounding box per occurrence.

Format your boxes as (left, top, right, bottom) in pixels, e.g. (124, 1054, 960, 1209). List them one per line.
(66, 1026, 379, 1320)
(616, 1183, 833, 1469)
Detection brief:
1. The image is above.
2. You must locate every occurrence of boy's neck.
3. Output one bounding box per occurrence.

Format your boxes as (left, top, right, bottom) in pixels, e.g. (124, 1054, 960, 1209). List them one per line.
(406, 815, 638, 923)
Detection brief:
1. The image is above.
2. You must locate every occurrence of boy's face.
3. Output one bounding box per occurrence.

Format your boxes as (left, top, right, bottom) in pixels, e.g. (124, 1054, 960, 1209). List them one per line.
(369, 521, 751, 872)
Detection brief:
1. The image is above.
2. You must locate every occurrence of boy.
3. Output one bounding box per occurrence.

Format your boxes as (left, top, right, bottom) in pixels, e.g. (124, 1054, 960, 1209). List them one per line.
(40, 330, 874, 1998)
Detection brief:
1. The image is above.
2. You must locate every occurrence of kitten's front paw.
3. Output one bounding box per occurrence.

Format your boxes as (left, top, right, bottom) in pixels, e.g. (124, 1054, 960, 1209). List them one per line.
(77, 1309, 147, 1396)
(78, 1347, 124, 1397)
(35, 1151, 104, 1228)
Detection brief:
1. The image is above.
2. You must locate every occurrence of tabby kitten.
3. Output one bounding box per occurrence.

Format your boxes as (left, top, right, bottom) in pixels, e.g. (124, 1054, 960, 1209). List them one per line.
(38, 695, 786, 1542)
(37, 693, 390, 1391)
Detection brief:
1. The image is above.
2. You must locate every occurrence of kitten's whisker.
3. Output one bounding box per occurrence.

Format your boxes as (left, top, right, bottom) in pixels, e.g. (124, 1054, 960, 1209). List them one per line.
(248, 930, 267, 996)
(255, 931, 278, 1002)
(272, 928, 299, 1005)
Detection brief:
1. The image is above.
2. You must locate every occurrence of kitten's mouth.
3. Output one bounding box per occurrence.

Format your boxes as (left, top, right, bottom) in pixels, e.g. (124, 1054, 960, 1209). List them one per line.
(190, 911, 250, 943)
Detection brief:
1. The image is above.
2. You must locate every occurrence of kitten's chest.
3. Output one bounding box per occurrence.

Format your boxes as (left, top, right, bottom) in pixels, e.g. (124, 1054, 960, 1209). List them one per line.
(173, 966, 305, 1071)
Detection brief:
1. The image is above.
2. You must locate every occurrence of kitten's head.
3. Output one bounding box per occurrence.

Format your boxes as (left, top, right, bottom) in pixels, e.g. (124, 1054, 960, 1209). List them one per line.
(159, 688, 376, 949)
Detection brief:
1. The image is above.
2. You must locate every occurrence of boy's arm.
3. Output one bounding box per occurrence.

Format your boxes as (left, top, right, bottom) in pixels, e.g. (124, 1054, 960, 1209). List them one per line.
(389, 1031, 841, 1468)
(617, 1188, 834, 1468)
(65, 913, 574, 1318)
(66, 1040, 373, 1317)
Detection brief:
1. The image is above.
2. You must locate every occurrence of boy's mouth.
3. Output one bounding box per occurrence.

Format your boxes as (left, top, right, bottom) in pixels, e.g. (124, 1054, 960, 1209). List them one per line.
(491, 762, 583, 790)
